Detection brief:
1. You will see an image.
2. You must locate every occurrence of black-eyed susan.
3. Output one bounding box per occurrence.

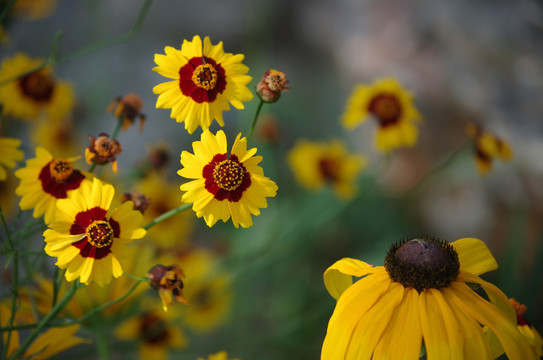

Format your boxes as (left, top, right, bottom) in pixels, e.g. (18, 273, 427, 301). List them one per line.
(43, 178, 146, 286)
(466, 123, 513, 176)
(322, 237, 535, 360)
(0, 137, 24, 181)
(153, 35, 253, 134)
(198, 351, 240, 360)
(341, 77, 421, 152)
(287, 139, 366, 199)
(510, 298, 543, 358)
(15, 147, 87, 224)
(178, 129, 278, 228)
(115, 302, 188, 360)
(0, 53, 74, 121)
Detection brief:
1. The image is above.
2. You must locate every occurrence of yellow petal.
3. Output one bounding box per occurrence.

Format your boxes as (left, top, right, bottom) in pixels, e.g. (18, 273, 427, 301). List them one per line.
(323, 258, 374, 300)
(452, 237, 497, 275)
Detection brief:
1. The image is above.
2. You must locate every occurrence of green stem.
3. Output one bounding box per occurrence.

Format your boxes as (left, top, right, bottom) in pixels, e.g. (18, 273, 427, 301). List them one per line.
(0, 0, 154, 88)
(246, 99, 264, 142)
(143, 203, 192, 230)
(95, 331, 110, 360)
(0, 205, 18, 360)
(8, 283, 80, 360)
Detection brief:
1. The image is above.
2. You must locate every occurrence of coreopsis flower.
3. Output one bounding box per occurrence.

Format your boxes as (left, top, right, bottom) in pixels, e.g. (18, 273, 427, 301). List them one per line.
(341, 78, 421, 152)
(198, 351, 240, 360)
(510, 298, 543, 357)
(0, 53, 74, 121)
(115, 304, 188, 360)
(147, 264, 189, 312)
(43, 178, 146, 286)
(255, 69, 289, 103)
(287, 139, 366, 199)
(107, 93, 146, 132)
(15, 147, 87, 224)
(31, 117, 78, 158)
(466, 123, 513, 176)
(322, 237, 534, 359)
(121, 191, 152, 214)
(0, 137, 24, 181)
(153, 35, 253, 134)
(178, 130, 278, 228)
(85, 133, 122, 173)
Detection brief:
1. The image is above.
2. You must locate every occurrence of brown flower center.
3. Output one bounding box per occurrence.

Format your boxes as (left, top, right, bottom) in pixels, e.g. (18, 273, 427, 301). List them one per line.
(192, 63, 218, 90)
(49, 159, 74, 181)
(368, 94, 402, 126)
(319, 157, 340, 182)
(214, 159, 245, 191)
(18, 71, 54, 102)
(86, 220, 114, 248)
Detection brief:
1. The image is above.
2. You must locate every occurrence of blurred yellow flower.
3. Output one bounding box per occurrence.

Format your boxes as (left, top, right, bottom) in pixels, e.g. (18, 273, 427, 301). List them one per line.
(0, 137, 24, 181)
(287, 139, 366, 199)
(0, 53, 74, 121)
(341, 77, 421, 152)
(466, 123, 513, 176)
(322, 237, 534, 359)
(31, 117, 79, 158)
(43, 178, 146, 286)
(153, 35, 253, 134)
(12, 0, 58, 20)
(15, 147, 87, 224)
(178, 130, 278, 228)
(198, 350, 240, 360)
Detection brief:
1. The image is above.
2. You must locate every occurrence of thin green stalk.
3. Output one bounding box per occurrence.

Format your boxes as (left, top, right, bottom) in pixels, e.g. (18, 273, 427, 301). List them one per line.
(0, 205, 18, 360)
(95, 331, 110, 360)
(8, 283, 80, 360)
(143, 203, 192, 230)
(246, 99, 264, 141)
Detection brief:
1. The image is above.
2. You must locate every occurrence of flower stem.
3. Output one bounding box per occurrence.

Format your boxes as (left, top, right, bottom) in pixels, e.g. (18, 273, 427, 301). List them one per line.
(246, 99, 264, 142)
(8, 282, 80, 360)
(143, 203, 192, 230)
(0, 206, 17, 360)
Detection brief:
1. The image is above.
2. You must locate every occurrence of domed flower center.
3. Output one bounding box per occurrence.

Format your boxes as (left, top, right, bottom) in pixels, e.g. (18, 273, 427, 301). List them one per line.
(213, 159, 245, 191)
(49, 158, 74, 181)
(19, 71, 54, 102)
(368, 94, 402, 126)
(384, 237, 460, 292)
(319, 157, 340, 182)
(86, 220, 114, 248)
(192, 63, 218, 90)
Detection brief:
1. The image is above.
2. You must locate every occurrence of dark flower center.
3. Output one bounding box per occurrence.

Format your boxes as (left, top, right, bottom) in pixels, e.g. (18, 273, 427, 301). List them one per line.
(49, 158, 74, 181)
(368, 94, 402, 127)
(85, 220, 114, 248)
(192, 63, 218, 90)
(384, 237, 460, 292)
(18, 71, 54, 102)
(214, 159, 245, 191)
(140, 313, 169, 345)
(319, 157, 340, 182)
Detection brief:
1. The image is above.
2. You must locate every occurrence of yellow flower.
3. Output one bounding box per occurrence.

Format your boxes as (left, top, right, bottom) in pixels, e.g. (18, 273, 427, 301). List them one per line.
(136, 171, 193, 249)
(341, 77, 421, 152)
(43, 178, 146, 286)
(198, 351, 240, 360)
(15, 147, 88, 224)
(287, 139, 366, 199)
(178, 130, 278, 228)
(115, 302, 188, 360)
(153, 35, 253, 134)
(31, 117, 79, 158)
(466, 123, 513, 176)
(322, 237, 535, 360)
(0, 137, 24, 181)
(1, 304, 89, 359)
(0, 53, 74, 121)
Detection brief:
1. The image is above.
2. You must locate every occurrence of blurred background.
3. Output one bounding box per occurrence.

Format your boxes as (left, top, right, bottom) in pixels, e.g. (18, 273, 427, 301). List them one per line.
(1, 0, 543, 358)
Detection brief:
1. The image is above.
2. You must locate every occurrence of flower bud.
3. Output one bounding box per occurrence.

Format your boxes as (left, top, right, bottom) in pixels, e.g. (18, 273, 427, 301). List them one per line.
(256, 69, 289, 103)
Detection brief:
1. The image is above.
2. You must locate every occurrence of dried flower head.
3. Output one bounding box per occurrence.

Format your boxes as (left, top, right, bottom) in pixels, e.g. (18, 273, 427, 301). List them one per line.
(147, 264, 189, 312)
(107, 93, 146, 132)
(256, 69, 289, 103)
(121, 191, 151, 214)
(85, 133, 122, 173)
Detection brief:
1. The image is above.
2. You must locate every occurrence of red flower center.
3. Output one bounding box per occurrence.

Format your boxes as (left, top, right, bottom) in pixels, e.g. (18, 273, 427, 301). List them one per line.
(203, 154, 251, 202)
(86, 220, 114, 248)
(368, 94, 402, 127)
(18, 71, 54, 102)
(178, 56, 226, 103)
(49, 158, 74, 181)
(39, 160, 85, 199)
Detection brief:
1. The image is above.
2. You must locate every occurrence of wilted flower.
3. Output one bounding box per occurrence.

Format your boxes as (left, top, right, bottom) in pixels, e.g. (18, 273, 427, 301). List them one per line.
(107, 93, 146, 132)
(466, 123, 513, 176)
(147, 264, 189, 312)
(85, 133, 122, 173)
(256, 69, 289, 103)
(121, 191, 152, 214)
